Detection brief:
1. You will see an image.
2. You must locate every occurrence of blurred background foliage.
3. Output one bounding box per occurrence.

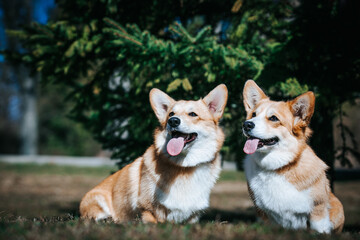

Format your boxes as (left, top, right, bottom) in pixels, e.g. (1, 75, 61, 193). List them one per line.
(1, 0, 359, 174)
(38, 84, 101, 156)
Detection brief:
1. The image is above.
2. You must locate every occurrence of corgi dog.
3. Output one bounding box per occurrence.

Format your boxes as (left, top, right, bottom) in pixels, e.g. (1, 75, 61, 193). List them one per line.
(242, 80, 344, 233)
(80, 84, 228, 223)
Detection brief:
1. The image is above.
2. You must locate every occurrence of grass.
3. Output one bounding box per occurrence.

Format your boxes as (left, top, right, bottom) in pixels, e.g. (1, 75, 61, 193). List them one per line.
(1, 216, 358, 240)
(0, 162, 359, 240)
(0, 162, 118, 176)
(0, 162, 244, 180)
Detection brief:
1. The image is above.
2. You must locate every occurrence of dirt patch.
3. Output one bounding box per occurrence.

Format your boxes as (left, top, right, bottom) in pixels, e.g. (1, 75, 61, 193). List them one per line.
(0, 172, 105, 217)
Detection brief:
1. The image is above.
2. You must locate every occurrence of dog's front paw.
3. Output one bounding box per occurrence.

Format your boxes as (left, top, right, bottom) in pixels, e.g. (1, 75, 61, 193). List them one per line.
(141, 211, 158, 223)
(187, 214, 200, 224)
(310, 217, 333, 234)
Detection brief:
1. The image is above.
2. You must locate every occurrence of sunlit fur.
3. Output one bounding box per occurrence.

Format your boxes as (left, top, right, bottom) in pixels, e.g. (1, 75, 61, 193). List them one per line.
(242, 80, 344, 233)
(80, 84, 228, 223)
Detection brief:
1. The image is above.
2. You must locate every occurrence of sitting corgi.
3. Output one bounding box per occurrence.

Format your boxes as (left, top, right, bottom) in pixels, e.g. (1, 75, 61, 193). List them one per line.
(80, 84, 228, 223)
(242, 80, 344, 233)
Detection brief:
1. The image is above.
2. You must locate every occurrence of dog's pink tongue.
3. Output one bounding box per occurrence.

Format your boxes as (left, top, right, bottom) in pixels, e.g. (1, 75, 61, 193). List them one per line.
(244, 139, 260, 155)
(167, 137, 185, 156)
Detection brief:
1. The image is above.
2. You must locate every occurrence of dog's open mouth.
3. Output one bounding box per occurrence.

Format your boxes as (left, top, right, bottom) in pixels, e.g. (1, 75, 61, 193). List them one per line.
(243, 136, 279, 155)
(167, 131, 198, 156)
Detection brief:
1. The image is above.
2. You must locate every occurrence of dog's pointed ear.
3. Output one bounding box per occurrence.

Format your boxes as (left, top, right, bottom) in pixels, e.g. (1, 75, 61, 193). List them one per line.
(150, 88, 175, 123)
(203, 84, 228, 122)
(243, 80, 268, 113)
(290, 91, 315, 126)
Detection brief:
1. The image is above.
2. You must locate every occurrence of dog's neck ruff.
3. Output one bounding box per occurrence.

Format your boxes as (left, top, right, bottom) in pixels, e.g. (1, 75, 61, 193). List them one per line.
(248, 149, 300, 171)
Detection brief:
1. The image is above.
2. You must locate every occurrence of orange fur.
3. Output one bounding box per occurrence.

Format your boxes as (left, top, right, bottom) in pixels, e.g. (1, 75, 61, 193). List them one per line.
(329, 192, 345, 233)
(80, 85, 228, 223)
(242, 80, 344, 233)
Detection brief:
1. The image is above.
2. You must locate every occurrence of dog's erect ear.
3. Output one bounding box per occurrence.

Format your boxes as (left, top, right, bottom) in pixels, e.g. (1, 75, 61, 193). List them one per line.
(203, 84, 228, 122)
(243, 80, 268, 113)
(290, 91, 315, 126)
(150, 88, 175, 123)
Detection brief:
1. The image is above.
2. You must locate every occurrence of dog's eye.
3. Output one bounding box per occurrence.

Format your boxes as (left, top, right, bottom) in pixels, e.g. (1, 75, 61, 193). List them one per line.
(188, 112, 198, 117)
(269, 115, 279, 122)
(169, 112, 174, 117)
(252, 112, 256, 118)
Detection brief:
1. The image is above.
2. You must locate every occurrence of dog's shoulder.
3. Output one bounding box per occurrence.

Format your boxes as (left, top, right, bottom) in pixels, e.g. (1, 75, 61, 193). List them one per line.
(276, 146, 328, 191)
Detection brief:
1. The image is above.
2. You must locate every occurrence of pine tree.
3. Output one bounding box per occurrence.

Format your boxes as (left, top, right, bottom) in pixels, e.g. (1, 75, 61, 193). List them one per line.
(97, 19, 263, 166)
(4, 14, 263, 167)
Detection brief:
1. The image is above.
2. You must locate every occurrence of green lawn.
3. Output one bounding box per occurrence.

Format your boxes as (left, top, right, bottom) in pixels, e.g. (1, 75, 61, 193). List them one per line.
(2, 217, 358, 240)
(0, 162, 359, 240)
(0, 162, 118, 176)
(0, 162, 245, 180)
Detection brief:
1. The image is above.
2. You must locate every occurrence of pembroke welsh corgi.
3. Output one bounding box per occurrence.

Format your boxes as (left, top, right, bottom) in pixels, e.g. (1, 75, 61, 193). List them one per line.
(80, 84, 228, 223)
(242, 80, 344, 233)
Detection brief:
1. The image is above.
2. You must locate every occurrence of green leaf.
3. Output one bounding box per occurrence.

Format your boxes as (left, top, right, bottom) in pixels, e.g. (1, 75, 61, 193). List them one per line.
(36, 61, 45, 72)
(280, 78, 309, 97)
(225, 57, 237, 69)
(22, 55, 33, 62)
(83, 25, 91, 39)
(207, 73, 216, 82)
(65, 41, 78, 58)
(167, 79, 182, 92)
(182, 78, 192, 91)
(85, 42, 93, 52)
(90, 20, 98, 31)
(64, 65, 70, 74)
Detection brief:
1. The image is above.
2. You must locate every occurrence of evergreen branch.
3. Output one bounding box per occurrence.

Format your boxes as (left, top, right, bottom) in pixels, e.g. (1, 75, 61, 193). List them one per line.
(30, 34, 52, 41)
(345, 147, 360, 163)
(338, 104, 347, 165)
(5, 30, 28, 39)
(103, 17, 128, 34)
(103, 18, 143, 47)
(168, 26, 182, 38)
(103, 28, 131, 37)
(343, 125, 358, 150)
(126, 24, 142, 36)
(111, 32, 143, 47)
(31, 22, 54, 38)
(231, 0, 244, 13)
(174, 22, 195, 43)
(103, 28, 143, 47)
(195, 26, 211, 42)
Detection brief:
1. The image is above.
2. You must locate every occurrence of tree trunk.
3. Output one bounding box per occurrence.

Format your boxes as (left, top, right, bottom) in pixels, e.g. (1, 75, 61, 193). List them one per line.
(2, 0, 37, 155)
(20, 68, 38, 155)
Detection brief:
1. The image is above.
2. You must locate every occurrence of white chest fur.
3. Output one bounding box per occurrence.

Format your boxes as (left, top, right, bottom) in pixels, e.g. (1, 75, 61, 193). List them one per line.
(155, 164, 219, 223)
(244, 156, 314, 229)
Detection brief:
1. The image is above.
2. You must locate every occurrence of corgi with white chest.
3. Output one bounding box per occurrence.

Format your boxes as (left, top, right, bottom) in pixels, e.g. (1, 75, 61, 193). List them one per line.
(242, 80, 344, 233)
(80, 84, 228, 223)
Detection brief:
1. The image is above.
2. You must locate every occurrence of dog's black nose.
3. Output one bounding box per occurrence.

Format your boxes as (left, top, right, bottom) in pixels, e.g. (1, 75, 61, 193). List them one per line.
(168, 117, 181, 128)
(243, 121, 255, 132)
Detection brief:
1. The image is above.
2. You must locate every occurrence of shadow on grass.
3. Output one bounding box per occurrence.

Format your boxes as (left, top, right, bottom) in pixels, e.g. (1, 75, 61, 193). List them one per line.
(56, 201, 81, 217)
(201, 208, 256, 223)
(58, 201, 258, 224)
